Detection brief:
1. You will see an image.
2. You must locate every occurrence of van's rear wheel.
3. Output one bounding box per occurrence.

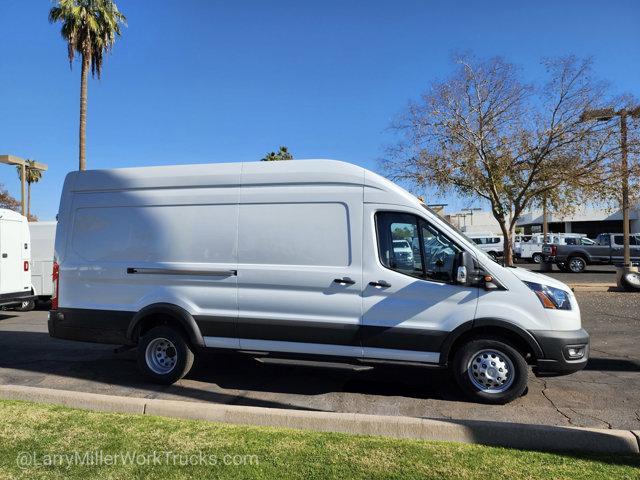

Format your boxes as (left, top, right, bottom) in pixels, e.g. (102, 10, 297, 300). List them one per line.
(137, 326, 194, 384)
(453, 338, 528, 404)
(532, 253, 543, 264)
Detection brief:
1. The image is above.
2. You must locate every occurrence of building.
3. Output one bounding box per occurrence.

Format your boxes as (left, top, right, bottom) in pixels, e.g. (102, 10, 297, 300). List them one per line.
(445, 209, 502, 234)
(516, 205, 640, 237)
(444, 204, 640, 238)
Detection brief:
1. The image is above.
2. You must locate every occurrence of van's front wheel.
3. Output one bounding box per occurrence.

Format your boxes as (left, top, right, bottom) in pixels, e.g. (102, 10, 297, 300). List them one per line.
(453, 338, 528, 404)
(137, 326, 194, 384)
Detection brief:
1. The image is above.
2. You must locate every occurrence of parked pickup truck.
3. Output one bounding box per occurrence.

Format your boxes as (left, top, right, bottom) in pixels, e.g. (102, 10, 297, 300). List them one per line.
(543, 233, 640, 273)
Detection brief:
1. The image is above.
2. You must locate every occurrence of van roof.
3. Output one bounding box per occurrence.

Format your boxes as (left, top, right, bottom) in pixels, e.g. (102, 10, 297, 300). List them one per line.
(63, 159, 424, 211)
(0, 209, 26, 222)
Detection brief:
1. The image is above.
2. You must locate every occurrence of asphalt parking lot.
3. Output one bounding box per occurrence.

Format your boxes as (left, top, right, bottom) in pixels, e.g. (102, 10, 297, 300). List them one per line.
(0, 291, 638, 430)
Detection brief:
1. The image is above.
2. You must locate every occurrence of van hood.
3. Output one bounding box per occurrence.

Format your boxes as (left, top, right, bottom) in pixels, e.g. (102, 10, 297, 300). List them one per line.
(507, 267, 571, 291)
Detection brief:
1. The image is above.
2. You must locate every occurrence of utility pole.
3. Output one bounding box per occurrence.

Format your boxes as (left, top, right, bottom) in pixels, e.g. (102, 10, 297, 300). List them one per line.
(540, 195, 553, 272)
(580, 106, 640, 274)
(542, 197, 548, 242)
(620, 111, 630, 268)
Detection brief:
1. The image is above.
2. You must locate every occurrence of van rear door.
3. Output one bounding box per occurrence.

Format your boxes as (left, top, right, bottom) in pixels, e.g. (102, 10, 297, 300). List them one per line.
(0, 217, 27, 295)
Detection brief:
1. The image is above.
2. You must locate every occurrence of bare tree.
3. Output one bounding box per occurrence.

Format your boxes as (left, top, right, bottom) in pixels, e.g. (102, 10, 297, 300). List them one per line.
(385, 55, 618, 265)
(0, 184, 20, 211)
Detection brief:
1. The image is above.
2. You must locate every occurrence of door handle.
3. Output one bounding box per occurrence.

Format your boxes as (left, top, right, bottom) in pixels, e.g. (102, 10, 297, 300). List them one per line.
(369, 280, 391, 288)
(1, 253, 7, 258)
(333, 277, 355, 285)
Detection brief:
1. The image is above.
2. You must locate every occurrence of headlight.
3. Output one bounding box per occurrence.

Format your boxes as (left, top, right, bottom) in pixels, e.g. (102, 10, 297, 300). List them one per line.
(524, 282, 571, 310)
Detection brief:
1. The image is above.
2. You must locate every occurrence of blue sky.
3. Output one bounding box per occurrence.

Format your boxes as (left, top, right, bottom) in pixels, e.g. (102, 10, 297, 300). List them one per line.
(1, 0, 638, 220)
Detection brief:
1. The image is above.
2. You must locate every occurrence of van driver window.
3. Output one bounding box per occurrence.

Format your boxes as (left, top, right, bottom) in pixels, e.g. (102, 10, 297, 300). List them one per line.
(419, 220, 459, 283)
(376, 213, 423, 278)
(376, 212, 460, 283)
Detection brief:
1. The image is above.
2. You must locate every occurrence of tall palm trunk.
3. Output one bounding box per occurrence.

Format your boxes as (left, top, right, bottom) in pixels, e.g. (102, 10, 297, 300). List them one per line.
(78, 52, 90, 171)
(27, 182, 31, 218)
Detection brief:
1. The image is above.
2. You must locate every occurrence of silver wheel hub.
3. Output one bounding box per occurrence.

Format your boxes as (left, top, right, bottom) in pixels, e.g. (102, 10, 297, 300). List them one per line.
(467, 349, 515, 393)
(145, 337, 178, 375)
(570, 259, 583, 272)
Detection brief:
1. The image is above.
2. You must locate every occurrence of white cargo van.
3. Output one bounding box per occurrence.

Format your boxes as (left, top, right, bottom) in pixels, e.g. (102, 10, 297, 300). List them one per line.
(49, 160, 589, 404)
(467, 232, 504, 261)
(0, 209, 34, 308)
(29, 221, 57, 307)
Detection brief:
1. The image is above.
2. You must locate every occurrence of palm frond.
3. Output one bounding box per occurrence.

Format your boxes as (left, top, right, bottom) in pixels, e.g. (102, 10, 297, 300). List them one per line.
(49, 0, 126, 77)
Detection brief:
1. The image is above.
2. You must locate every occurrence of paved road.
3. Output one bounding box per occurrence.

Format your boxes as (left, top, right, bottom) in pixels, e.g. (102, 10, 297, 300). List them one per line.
(0, 292, 638, 429)
(515, 262, 617, 285)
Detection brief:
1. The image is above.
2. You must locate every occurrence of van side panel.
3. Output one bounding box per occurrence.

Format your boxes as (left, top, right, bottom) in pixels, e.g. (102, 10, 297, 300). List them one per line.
(57, 166, 241, 343)
(29, 222, 56, 297)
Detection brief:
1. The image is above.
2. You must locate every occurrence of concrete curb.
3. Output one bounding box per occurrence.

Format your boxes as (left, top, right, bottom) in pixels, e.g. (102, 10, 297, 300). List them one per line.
(0, 384, 638, 455)
(568, 283, 618, 292)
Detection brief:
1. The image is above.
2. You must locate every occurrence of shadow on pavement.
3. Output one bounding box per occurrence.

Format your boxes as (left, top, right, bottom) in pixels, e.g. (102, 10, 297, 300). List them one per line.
(585, 357, 640, 372)
(0, 330, 468, 409)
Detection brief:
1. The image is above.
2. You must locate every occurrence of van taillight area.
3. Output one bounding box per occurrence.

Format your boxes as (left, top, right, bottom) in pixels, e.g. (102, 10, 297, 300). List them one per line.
(51, 261, 59, 310)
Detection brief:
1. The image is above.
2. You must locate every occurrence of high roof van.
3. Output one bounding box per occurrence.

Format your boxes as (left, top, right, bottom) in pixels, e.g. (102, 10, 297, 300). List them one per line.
(48, 160, 589, 404)
(0, 209, 33, 308)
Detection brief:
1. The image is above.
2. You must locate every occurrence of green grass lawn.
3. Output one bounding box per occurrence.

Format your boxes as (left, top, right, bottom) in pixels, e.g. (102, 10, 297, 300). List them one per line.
(0, 399, 637, 479)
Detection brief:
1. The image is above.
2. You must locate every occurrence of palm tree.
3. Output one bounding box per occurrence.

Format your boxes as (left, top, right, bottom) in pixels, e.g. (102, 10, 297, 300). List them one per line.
(49, 0, 126, 171)
(261, 146, 294, 161)
(15, 160, 43, 218)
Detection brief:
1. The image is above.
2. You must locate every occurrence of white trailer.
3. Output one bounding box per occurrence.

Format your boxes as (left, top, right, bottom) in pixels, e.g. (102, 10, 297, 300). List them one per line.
(29, 221, 56, 304)
(0, 209, 33, 308)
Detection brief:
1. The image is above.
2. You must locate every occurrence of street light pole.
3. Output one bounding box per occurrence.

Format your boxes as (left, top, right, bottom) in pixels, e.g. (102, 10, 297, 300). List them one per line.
(20, 164, 26, 216)
(0, 155, 48, 218)
(620, 110, 631, 268)
(579, 106, 639, 273)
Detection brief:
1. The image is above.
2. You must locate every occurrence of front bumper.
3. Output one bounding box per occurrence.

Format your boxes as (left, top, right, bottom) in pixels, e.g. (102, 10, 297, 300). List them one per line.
(530, 328, 590, 376)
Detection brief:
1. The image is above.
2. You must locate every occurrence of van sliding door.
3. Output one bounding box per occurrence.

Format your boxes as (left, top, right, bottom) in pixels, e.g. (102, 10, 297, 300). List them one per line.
(235, 167, 363, 358)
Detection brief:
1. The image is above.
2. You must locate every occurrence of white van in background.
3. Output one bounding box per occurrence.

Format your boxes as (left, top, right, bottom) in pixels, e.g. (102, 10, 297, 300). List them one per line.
(515, 233, 592, 264)
(0, 209, 33, 309)
(29, 221, 56, 307)
(49, 160, 589, 404)
(467, 232, 504, 260)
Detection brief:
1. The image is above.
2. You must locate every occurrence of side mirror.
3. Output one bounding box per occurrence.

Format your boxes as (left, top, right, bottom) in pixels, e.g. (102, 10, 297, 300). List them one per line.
(456, 251, 476, 286)
(456, 265, 467, 284)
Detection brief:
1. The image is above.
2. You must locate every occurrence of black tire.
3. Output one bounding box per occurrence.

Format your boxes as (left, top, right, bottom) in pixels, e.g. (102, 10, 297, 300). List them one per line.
(137, 325, 195, 384)
(15, 299, 35, 312)
(532, 253, 543, 264)
(621, 271, 640, 292)
(452, 338, 528, 404)
(567, 256, 587, 273)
